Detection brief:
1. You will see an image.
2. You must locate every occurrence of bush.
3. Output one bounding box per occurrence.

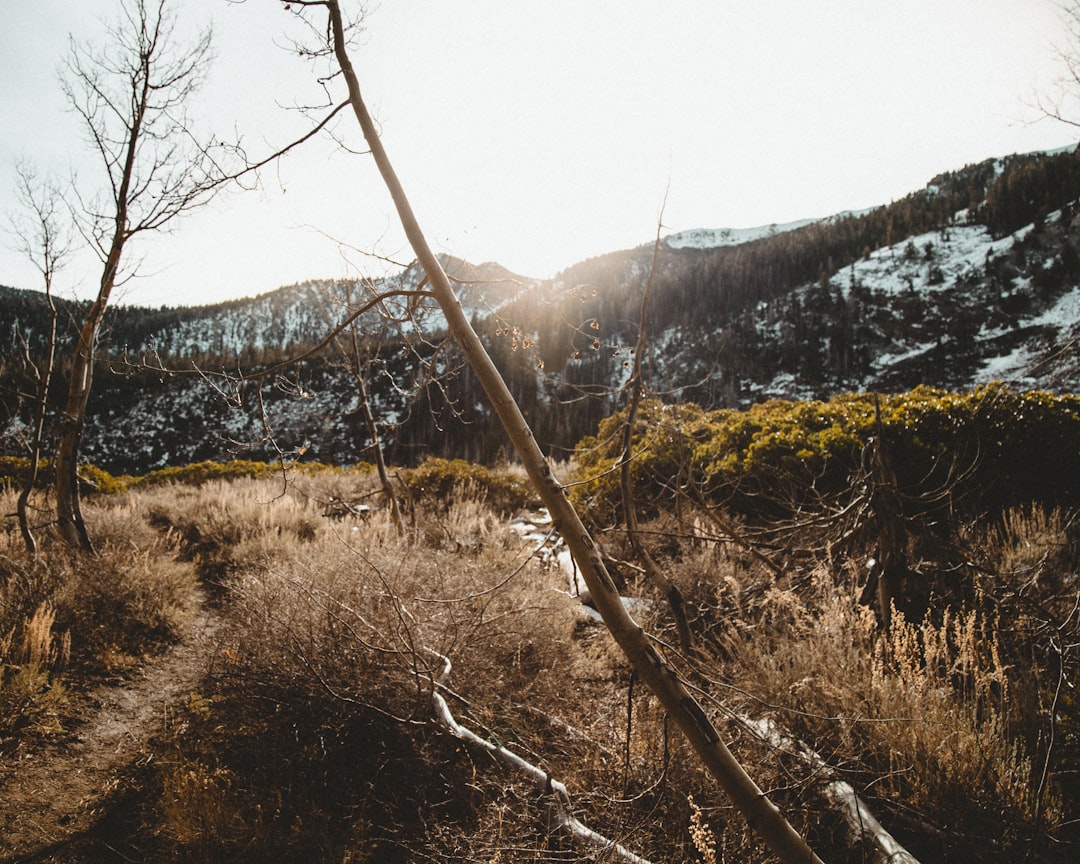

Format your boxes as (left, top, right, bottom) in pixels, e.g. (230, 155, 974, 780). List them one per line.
(400, 457, 537, 514)
(0, 456, 125, 495)
(132, 459, 277, 488)
(77, 462, 127, 494)
(569, 384, 1080, 523)
(0, 456, 31, 489)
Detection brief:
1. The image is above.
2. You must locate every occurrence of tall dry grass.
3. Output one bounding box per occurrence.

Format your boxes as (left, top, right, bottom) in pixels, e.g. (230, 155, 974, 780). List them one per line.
(658, 500, 1079, 862)
(144, 475, 727, 861)
(0, 602, 69, 740)
(0, 487, 200, 671)
(139, 472, 1077, 862)
(0, 485, 201, 750)
(4, 467, 1071, 862)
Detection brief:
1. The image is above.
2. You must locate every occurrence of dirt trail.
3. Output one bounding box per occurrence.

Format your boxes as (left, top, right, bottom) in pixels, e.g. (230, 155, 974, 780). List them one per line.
(0, 606, 219, 862)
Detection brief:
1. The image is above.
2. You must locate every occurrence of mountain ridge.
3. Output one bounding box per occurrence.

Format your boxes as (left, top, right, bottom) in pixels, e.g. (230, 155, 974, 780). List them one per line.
(2, 145, 1079, 474)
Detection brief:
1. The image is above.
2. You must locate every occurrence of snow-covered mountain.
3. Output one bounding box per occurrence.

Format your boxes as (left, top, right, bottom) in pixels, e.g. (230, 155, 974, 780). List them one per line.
(662, 219, 820, 250)
(2, 146, 1079, 474)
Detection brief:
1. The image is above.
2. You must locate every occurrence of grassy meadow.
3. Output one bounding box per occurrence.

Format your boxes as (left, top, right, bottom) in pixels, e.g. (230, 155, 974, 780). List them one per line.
(1, 433, 1078, 862)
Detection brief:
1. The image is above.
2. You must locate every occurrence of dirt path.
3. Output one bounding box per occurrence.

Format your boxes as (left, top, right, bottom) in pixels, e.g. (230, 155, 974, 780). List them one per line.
(0, 605, 219, 863)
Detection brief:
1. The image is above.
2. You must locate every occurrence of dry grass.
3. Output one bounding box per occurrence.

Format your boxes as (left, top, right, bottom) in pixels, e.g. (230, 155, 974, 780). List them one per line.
(0, 602, 69, 740)
(0, 488, 200, 674)
(0, 484, 201, 755)
(139, 476, 1079, 862)
(2, 471, 1074, 863)
(655, 501, 1079, 862)
(146, 476, 713, 861)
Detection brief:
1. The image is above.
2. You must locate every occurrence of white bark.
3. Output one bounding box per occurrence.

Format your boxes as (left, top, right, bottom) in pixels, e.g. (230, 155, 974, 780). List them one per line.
(429, 652, 654, 864)
(749, 718, 921, 864)
(319, 3, 824, 861)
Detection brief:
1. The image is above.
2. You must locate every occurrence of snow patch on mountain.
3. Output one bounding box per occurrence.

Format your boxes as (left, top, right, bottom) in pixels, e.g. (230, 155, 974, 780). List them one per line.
(664, 208, 882, 251)
(974, 286, 1080, 385)
(663, 219, 818, 250)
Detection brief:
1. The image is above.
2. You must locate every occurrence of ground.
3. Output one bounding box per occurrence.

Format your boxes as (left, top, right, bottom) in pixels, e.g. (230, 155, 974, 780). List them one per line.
(0, 606, 217, 863)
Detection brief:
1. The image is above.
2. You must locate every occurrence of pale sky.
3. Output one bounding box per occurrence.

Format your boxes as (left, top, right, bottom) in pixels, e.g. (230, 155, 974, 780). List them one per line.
(1, 0, 1076, 307)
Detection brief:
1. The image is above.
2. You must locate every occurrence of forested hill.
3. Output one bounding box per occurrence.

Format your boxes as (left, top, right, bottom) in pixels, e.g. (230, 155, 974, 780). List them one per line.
(2, 145, 1080, 475)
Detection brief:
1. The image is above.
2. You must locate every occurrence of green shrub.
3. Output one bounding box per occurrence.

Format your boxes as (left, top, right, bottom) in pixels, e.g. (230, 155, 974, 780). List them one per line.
(0, 456, 31, 490)
(567, 400, 710, 524)
(78, 463, 126, 494)
(569, 384, 1080, 522)
(132, 459, 278, 488)
(400, 457, 536, 514)
(0, 457, 124, 495)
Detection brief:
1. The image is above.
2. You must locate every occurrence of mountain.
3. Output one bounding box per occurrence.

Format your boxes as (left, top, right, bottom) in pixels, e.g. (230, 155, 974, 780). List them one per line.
(2, 146, 1080, 475)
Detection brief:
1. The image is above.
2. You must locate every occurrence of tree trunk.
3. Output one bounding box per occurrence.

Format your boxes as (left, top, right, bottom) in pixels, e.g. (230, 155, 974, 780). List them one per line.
(55, 66, 139, 552)
(323, 3, 823, 861)
(54, 306, 104, 553)
(54, 0, 224, 552)
(55, 244, 123, 554)
(16, 289, 58, 557)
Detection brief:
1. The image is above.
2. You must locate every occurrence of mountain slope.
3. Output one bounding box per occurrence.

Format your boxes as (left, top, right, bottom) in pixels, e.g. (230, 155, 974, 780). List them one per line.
(1, 146, 1079, 474)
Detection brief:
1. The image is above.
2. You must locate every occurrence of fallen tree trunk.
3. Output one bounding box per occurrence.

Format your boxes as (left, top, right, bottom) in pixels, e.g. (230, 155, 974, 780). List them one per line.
(321, 3, 824, 861)
(429, 652, 654, 864)
(749, 718, 921, 864)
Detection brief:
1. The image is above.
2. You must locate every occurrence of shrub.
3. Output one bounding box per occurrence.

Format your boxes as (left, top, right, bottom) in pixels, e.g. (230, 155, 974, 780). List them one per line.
(400, 457, 536, 514)
(569, 384, 1080, 523)
(0, 456, 125, 494)
(77, 463, 127, 494)
(132, 459, 277, 488)
(0, 456, 31, 489)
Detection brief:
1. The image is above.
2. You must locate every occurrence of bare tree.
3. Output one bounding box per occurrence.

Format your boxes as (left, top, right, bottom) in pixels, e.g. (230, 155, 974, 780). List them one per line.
(54, 0, 237, 551)
(6, 162, 71, 556)
(618, 198, 694, 652)
(323, 279, 406, 533)
(1035, 2, 1080, 129)
(292, 2, 825, 861)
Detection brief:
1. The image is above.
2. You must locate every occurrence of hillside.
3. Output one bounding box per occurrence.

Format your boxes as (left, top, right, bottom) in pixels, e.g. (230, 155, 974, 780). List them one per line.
(2, 146, 1079, 474)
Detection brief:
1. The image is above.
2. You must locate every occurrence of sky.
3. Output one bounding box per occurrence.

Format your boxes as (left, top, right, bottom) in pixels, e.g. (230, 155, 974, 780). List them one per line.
(1, 0, 1077, 308)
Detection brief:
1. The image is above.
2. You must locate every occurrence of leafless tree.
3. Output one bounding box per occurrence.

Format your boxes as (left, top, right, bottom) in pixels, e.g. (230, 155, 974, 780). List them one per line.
(323, 278, 406, 533)
(618, 197, 694, 652)
(285, 2, 825, 861)
(54, 0, 240, 551)
(1035, 2, 1080, 130)
(6, 162, 71, 556)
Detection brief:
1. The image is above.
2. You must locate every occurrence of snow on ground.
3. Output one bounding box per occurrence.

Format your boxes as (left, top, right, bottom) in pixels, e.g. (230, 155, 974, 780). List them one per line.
(843, 211, 1052, 302)
(974, 286, 1080, 385)
(1030, 284, 1080, 331)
